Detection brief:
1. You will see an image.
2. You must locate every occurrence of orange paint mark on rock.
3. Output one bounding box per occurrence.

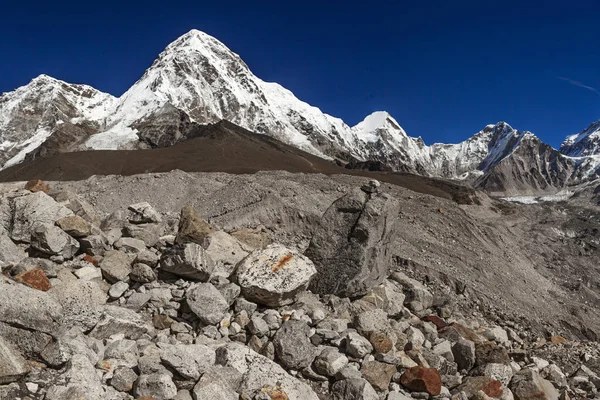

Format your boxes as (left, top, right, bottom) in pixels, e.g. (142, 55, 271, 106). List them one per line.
(272, 254, 293, 272)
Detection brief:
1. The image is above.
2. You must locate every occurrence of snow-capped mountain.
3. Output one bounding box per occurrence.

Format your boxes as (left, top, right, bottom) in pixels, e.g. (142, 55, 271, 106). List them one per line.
(0, 75, 115, 167)
(560, 121, 600, 157)
(0, 29, 599, 194)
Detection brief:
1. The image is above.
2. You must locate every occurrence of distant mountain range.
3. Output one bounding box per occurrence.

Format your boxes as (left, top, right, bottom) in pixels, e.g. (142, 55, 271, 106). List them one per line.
(1, 29, 598, 194)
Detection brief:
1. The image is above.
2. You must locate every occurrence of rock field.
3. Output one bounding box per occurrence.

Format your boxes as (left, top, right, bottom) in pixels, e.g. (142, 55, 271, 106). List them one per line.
(0, 170, 599, 400)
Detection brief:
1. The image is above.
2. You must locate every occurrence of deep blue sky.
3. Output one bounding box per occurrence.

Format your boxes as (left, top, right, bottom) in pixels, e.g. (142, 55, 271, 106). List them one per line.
(1, 1, 599, 146)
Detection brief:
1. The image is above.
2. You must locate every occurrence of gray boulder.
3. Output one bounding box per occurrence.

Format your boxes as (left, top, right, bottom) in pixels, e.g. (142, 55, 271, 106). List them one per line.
(44, 354, 105, 400)
(306, 188, 399, 297)
(100, 250, 133, 283)
(127, 202, 162, 224)
(0, 234, 26, 268)
(130, 263, 157, 283)
(0, 336, 29, 384)
(314, 347, 349, 377)
(10, 191, 73, 243)
(510, 369, 559, 400)
(90, 305, 153, 340)
(203, 231, 249, 278)
(135, 373, 178, 399)
(0, 279, 63, 334)
(186, 283, 229, 325)
(215, 343, 319, 400)
(272, 320, 316, 370)
(160, 243, 215, 280)
(56, 215, 91, 238)
(192, 366, 241, 400)
(158, 343, 216, 381)
(236, 244, 316, 307)
(389, 272, 434, 312)
(30, 223, 80, 259)
(331, 378, 379, 400)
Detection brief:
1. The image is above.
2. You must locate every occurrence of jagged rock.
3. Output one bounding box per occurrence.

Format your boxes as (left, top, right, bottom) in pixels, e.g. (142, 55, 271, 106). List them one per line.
(192, 366, 242, 400)
(400, 366, 442, 396)
(0, 234, 26, 268)
(215, 342, 319, 399)
(482, 326, 509, 344)
(248, 316, 270, 337)
(480, 363, 514, 386)
(31, 222, 80, 258)
(453, 339, 476, 371)
(354, 309, 390, 336)
(346, 331, 374, 358)
(186, 282, 229, 325)
(14, 267, 51, 291)
(135, 373, 178, 399)
(158, 343, 216, 381)
(127, 202, 162, 224)
(314, 347, 349, 376)
(272, 320, 316, 370)
(50, 279, 107, 329)
(235, 244, 316, 307)
(45, 354, 105, 400)
(331, 378, 380, 400)
(74, 265, 103, 280)
(100, 250, 133, 283)
(361, 360, 397, 391)
(136, 248, 160, 267)
(56, 215, 91, 237)
(0, 321, 53, 361)
(111, 367, 138, 392)
(176, 205, 214, 244)
(160, 243, 215, 280)
(130, 263, 157, 283)
(306, 188, 399, 297)
(108, 281, 129, 299)
(10, 191, 73, 243)
(202, 231, 249, 277)
(406, 326, 426, 350)
(123, 223, 164, 247)
(114, 237, 147, 253)
(53, 191, 100, 224)
(475, 342, 510, 367)
(0, 336, 29, 384)
(509, 369, 559, 400)
(80, 234, 111, 256)
(541, 365, 567, 388)
(0, 279, 63, 334)
(457, 376, 504, 399)
(389, 272, 434, 312)
(90, 305, 153, 340)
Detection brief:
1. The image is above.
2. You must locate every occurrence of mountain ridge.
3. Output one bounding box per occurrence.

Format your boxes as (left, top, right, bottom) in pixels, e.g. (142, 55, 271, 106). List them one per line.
(1, 29, 599, 193)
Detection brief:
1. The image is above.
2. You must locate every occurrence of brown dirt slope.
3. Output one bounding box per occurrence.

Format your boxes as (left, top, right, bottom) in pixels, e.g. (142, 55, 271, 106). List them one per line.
(0, 120, 480, 204)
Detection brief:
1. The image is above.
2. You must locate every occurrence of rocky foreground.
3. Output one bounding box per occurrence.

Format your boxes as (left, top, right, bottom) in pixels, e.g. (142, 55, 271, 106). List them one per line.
(0, 176, 599, 400)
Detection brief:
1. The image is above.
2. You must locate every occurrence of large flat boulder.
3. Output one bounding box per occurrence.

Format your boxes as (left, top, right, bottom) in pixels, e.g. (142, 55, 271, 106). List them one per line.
(306, 188, 399, 297)
(235, 244, 316, 307)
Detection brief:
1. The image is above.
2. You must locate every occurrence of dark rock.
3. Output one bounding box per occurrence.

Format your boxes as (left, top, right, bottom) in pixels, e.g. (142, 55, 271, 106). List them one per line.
(306, 188, 399, 297)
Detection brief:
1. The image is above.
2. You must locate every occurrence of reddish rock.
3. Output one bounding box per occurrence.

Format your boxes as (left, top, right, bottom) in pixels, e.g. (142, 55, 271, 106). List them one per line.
(400, 366, 442, 396)
(24, 179, 49, 193)
(458, 376, 504, 399)
(422, 315, 448, 330)
(14, 268, 51, 291)
(369, 331, 393, 354)
(83, 254, 99, 266)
